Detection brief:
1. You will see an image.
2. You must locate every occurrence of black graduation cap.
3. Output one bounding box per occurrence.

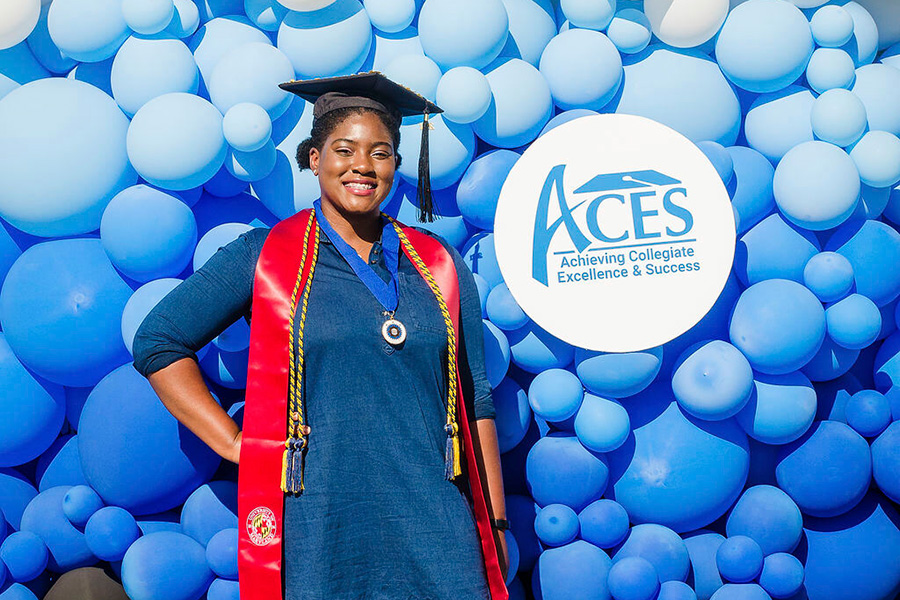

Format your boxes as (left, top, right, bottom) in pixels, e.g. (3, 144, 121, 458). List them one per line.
(279, 71, 443, 222)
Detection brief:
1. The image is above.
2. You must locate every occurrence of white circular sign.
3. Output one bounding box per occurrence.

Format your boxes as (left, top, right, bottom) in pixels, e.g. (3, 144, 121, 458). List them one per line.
(494, 114, 736, 352)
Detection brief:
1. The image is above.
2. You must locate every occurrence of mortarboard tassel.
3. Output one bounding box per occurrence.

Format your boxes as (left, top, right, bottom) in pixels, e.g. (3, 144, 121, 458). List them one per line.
(417, 109, 435, 223)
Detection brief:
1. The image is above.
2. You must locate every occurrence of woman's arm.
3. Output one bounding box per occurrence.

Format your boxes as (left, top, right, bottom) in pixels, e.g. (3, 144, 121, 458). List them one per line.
(471, 418, 509, 580)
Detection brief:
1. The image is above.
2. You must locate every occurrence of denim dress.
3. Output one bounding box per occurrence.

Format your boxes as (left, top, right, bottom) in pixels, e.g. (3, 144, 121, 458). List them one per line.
(133, 222, 495, 600)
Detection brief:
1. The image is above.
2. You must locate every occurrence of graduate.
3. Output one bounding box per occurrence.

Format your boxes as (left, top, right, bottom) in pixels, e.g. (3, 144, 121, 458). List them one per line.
(132, 72, 510, 600)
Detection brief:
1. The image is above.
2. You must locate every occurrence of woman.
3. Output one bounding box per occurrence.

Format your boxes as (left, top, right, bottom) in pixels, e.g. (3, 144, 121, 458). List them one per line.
(132, 72, 509, 600)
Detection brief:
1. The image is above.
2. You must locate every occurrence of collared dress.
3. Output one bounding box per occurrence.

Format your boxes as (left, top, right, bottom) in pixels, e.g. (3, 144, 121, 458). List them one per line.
(132, 222, 495, 600)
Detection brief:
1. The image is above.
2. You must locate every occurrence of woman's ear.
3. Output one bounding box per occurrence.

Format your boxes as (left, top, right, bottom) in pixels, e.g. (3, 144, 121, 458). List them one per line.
(309, 146, 320, 174)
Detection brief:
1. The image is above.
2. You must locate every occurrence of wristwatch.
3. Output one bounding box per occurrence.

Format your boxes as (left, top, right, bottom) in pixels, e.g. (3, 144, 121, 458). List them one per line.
(490, 518, 510, 531)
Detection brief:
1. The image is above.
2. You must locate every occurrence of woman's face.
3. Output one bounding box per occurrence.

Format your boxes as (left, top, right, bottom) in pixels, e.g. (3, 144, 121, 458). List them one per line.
(309, 111, 397, 220)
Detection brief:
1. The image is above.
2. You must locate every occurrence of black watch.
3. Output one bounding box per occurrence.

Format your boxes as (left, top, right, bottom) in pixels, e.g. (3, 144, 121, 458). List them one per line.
(490, 518, 510, 531)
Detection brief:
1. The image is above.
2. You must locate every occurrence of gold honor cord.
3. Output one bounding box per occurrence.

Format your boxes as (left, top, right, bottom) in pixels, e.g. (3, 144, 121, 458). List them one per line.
(280, 211, 462, 494)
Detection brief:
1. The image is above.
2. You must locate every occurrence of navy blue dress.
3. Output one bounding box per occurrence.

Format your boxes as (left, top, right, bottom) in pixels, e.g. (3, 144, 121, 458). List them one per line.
(132, 220, 495, 600)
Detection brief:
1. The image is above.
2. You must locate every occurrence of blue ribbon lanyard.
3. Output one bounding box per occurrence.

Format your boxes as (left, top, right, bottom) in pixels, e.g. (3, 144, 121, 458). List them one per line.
(313, 199, 401, 314)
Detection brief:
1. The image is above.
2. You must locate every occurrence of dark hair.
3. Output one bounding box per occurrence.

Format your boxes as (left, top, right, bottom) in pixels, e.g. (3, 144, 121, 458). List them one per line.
(295, 106, 403, 171)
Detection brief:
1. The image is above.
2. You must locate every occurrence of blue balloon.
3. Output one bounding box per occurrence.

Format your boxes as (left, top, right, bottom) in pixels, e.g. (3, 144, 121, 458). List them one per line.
(872, 422, 900, 503)
(776, 420, 871, 517)
(716, 535, 763, 583)
(166, 0, 201, 38)
(849, 131, 900, 189)
(539, 109, 598, 136)
(180, 482, 237, 546)
(205, 528, 238, 579)
(486, 283, 529, 331)
(528, 369, 583, 422)
(560, 0, 615, 30)
(810, 6, 854, 48)
(79, 365, 220, 515)
(578, 499, 629, 549)
(613, 523, 690, 583)
(456, 150, 520, 230)
(127, 92, 228, 191)
(84, 506, 140, 562)
(418, 0, 508, 70)
(574, 394, 630, 453)
(744, 86, 815, 163)
(20, 487, 94, 572)
(736, 372, 817, 445)
(496, 0, 556, 66)
(534, 504, 579, 547)
(194, 223, 254, 270)
(607, 385, 749, 532)
(728, 146, 775, 234)
(851, 64, 900, 136)
(727, 485, 802, 556)
(526, 434, 608, 510)
(47, 0, 130, 62)
(826, 294, 881, 350)
(277, 1, 372, 78)
(607, 9, 652, 55)
(225, 141, 277, 182)
(369, 25, 424, 72)
(483, 320, 511, 388)
(714, 0, 813, 93)
(399, 114, 475, 190)
(36, 435, 87, 492)
(683, 531, 726, 600)
(709, 583, 771, 600)
(383, 53, 442, 102)
(462, 233, 503, 288)
(607, 556, 659, 600)
(658, 581, 697, 600)
(387, 183, 472, 248)
(613, 47, 741, 146)
(0, 532, 48, 583)
(539, 29, 622, 111)
(244, 0, 287, 32)
(532, 540, 612, 600)
(729, 279, 826, 375)
(122, 279, 183, 355)
(493, 378, 531, 453)
(810, 89, 867, 148)
(436, 67, 492, 124)
(101, 185, 198, 282)
(363, 0, 414, 33)
(474, 58, 553, 148)
(508, 322, 575, 374)
(189, 16, 271, 87)
(62, 485, 103, 529)
(828, 219, 900, 307)
(844, 389, 891, 438)
(121, 531, 213, 600)
(26, 5, 77, 75)
(0, 78, 137, 236)
(805, 48, 857, 94)
(507, 494, 541, 571)
(803, 251, 854, 303)
(0, 239, 133, 387)
(0, 470, 36, 532)
(207, 577, 239, 600)
(839, 2, 878, 67)
(672, 341, 754, 421)
(697, 141, 734, 186)
(209, 43, 293, 120)
(736, 213, 820, 285)
(110, 36, 199, 118)
(574, 346, 662, 399)
(122, 0, 174, 35)
(758, 553, 803, 598)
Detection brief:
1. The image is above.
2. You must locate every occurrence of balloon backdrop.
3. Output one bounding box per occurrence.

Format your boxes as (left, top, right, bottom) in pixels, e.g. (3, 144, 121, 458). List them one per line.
(1, 1, 899, 599)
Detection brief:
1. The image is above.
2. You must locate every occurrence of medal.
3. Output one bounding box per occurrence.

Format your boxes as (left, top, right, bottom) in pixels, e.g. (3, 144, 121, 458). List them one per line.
(381, 310, 407, 345)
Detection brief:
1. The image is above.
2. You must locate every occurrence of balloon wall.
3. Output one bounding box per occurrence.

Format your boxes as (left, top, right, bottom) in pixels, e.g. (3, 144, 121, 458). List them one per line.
(1, 0, 900, 599)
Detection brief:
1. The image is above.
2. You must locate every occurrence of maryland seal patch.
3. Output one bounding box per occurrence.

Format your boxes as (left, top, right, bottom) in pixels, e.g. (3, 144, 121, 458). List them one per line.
(247, 506, 278, 546)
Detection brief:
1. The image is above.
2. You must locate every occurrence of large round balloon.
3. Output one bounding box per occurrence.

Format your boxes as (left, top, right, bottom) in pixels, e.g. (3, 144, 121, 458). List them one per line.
(743, 86, 815, 163)
(208, 42, 294, 118)
(277, 0, 372, 78)
(78, 365, 220, 515)
(418, 0, 507, 70)
(0, 0, 39, 51)
(532, 540, 612, 600)
(456, 150, 519, 230)
(872, 422, 900, 503)
(727, 146, 775, 234)
(121, 279, 183, 355)
(180, 481, 237, 546)
(526, 433, 608, 511)
(0, 78, 137, 236)
(735, 213, 819, 287)
(0, 239, 133, 387)
(84, 506, 140, 562)
(828, 219, 900, 307)
(435, 66, 492, 125)
(643, 0, 728, 48)
(473, 58, 553, 148)
(805, 48, 856, 94)
(539, 29, 622, 111)
(613, 523, 691, 583)
(574, 394, 630, 453)
(672, 340, 753, 421)
(189, 16, 271, 87)
(121, 531, 213, 600)
(47, 0, 129, 62)
(736, 372, 817, 445)
(397, 115, 475, 190)
(574, 347, 663, 399)
(727, 485, 803, 556)
(851, 64, 900, 136)
(20, 486, 95, 572)
(810, 88, 867, 148)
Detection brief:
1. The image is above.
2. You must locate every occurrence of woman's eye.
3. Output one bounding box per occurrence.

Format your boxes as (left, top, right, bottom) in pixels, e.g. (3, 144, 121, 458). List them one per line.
(336, 148, 352, 156)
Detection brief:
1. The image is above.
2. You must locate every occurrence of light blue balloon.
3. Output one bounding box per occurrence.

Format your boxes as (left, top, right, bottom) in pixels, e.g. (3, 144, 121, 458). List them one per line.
(36, 436, 87, 492)
(369, 26, 424, 72)
(0, 43, 49, 106)
(872, 422, 900, 503)
(121, 532, 213, 600)
(532, 540, 612, 600)
(716, 536, 763, 583)
(773, 141, 860, 231)
(574, 394, 630, 453)
(497, 0, 556, 66)
(193, 223, 254, 271)
(166, 0, 201, 38)
(852, 64, 900, 136)
(190, 15, 271, 87)
(462, 232, 503, 288)
(845, 389, 891, 438)
(69, 55, 115, 96)
(244, 0, 287, 31)
(383, 53, 442, 101)
(398, 114, 475, 190)
(658, 581, 697, 600)
(387, 183, 472, 248)
(539, 29, 622, 111)
(803, 336, 859, 382)
(574, 346, 662, 399)
(683, 531, 726, 600)
(728, 146, 775, 234)
(828, 219, 900, 307)
(486, 283, 529, 331)
(839, 1, 878, 67)
(110, 35, 200, 118)
(100, 185, 197, 282)
(474, 58, 553, 148)
(209, 43, 293, 118)
(418, 0, 508, 70)
(61, 485, 103, 529)
(528, 369, 583, 422)
(25, 5, 76, 75)
(206, 528, 238, 579)
(709, 583, 771, 600)
(181, 481, 237, 546)
(539, 109, 599, 136)
(613, 47, 741, 146)
(535, 504, 579, 547)
(578, 499, 629, 549)
(726, 485, 803, 556)
(483, 320, 511, 387)
(803, 251, 854, 303)
(277, 1, 372, 78)
(735, 214, 819, 287)
(714, 0, 813, 94)
(759, 553, 803, 599)
(607, 8, 651, 54)
(204, 165, 250, 198)
(811, 89, 867, 148)
(85, 506, 140, 562)
(508, 322, 574, 374)
(736, 372, 817, 445)
(810, 5, 854, 48)
(0, 532, 48, 583)
(0, 78, 137, 237)
(47, 0, 129, 62)
(20, 486, 94, 572)
(743, 86, 815, 163)
(222, 103, 272, 152)
(613, 523, 690, 583)
(128, 93, 227, 191)
(363, 0, 414, 34)
(697, 141, 734, 186)
(608, 556, 659, 600)
(493, 377, 530, 453)
(121, 279, 182, 355)
(826, 294, 881, 350)
(526, 434, 608, 510)
(672, 341, 754, 421)
(806, 48, 856, 94)
(849, 131, 900, 189)
(226, 142, 277, 182)
(560, 0, 615, 30)
(436, 67, 492, 124)
(207, 578, 239, 600)
(456, 149, 520, 230)
(122, 0, 175, 35)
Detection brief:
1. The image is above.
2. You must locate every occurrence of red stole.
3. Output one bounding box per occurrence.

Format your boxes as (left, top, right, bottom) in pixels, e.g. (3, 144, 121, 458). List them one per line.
(237, 209, 508, 600)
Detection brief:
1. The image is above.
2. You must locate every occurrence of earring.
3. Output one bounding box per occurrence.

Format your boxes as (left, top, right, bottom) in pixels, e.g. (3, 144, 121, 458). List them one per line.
(313, 169, 318, 175)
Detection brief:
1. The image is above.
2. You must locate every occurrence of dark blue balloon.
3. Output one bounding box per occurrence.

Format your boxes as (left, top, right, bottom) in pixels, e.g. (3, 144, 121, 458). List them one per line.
(844, 389, 891, 438)
(758, 552, 803, 599)
(658, 580, 697, 600)
(20, 487, 95, 572)
(35, 436, 87, 492)
(207, 577, 239, 600)
(532, 540, 612, 600)
(0, 532, 48, 583)
(84, 507, 140, 562)
(534, 504, 579, 547)
(709, 583, 772, 600)
(607, 556, 659, 600)
(526, 434, 608, 511)
(506, 495, 541, 572)
(726, 485, 802, 556)
(683, 531, 726, 600)
(121, 531, 213, 600)
(180, 482, 237, 547)
(579, 499, 630, 549)
(613, 523, 690, 584)
(716, 535, 763, 583)
(872, 422, 900, 504)
(205, 528, 238, 580)
(61, 485, 103, 529)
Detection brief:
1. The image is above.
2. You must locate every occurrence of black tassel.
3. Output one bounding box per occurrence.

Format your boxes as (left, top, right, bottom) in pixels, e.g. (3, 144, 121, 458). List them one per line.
(417, 110, 435, 223)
